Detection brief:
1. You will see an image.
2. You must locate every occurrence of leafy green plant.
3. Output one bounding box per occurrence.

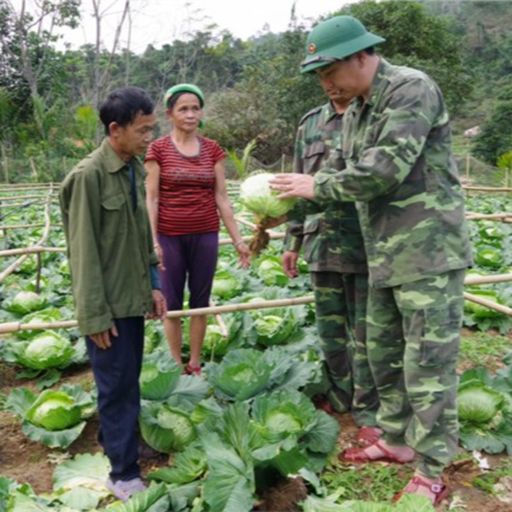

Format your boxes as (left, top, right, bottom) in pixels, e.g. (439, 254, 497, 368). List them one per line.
(5, 384, 95, 449)
(139, 402, 197, 454)
(3, 290, 47, 315)
(457, 366, 512, 454)
(227, 138, 258, 179)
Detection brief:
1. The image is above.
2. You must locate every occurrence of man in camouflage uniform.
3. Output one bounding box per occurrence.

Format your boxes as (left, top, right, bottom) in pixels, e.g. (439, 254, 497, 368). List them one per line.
(271, 15, 473, 505)
(283, 95, 379, 433)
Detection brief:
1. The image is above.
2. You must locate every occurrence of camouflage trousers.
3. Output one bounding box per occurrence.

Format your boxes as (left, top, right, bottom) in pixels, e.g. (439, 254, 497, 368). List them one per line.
(366, 269, 465, 478)
(311, 271, 379, 426)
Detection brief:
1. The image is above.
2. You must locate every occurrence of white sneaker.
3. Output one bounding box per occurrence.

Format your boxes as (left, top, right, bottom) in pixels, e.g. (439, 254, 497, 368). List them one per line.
(106, 477, 146, 501)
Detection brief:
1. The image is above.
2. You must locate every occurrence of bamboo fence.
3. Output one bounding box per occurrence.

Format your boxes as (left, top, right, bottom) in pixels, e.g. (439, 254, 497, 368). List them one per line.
(0, 295, 315, 336)
(0, 187, 54, 283)
(1, 274, 512, 336)
(0, 232, 286, 258)
(463, 186, 512, 193)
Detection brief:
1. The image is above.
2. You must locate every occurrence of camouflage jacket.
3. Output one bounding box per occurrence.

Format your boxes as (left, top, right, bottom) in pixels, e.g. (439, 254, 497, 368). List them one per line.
(313, 58, 473, 288)
(284, 102, 367, 274)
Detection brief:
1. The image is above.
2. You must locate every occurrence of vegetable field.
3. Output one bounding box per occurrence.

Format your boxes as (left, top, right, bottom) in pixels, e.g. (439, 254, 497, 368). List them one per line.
(1, 181, 512, 511)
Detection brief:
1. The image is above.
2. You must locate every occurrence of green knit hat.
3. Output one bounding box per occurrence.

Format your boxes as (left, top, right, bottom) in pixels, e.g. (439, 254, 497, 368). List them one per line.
(301, 16, 385, 74)
(163, 83, 205, 108)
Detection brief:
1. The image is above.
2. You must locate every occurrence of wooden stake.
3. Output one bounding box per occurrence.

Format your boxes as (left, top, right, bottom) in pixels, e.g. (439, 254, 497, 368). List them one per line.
(464, 292, 512, 316)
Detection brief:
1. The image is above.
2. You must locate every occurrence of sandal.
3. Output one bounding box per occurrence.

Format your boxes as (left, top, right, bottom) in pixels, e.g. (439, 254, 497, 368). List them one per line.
(185, 363, 201, 376)
(393, 475, 450, 506)
(356, 426, 383, 447)
(340, 440, 415, 464)
(312, 394, 334, 415)
(106, 477, 146, 501)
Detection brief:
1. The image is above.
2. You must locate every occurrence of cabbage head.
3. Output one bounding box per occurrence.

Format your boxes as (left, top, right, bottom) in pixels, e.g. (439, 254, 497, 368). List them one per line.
(6, 291, 46, 315)
(251, 308, 297, 346)
(458, 382, 504, 424)
(20, 331, 75, 370)
(208, 348, 274, 401)
(202, 324, 230, 358)
(140, 360, 182, 401)
(240, 172, 296, 219)
(139, 402, 196, 453)
(26, 390, 82, 431)
(212, 268, 242, 300)
(256, 255, 289, 286)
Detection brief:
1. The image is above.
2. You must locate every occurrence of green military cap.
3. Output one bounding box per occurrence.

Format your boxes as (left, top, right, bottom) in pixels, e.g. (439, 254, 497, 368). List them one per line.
(163, 83, 205, 108)
(301, 16, 385, 74)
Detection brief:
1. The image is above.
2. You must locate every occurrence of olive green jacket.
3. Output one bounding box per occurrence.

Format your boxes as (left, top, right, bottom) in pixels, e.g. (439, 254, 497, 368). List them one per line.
(59, 138, 159, 335)
(285, 102, 367, 274)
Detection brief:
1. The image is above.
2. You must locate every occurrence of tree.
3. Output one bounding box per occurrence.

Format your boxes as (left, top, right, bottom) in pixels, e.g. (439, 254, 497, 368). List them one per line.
(472, 82, 512, 165)
(334, 0, 472, 114)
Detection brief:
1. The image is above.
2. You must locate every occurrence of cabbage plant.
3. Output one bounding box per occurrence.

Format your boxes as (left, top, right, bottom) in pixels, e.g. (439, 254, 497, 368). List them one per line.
(139, 402, 196, 453)
(5, 384, 95, 449)
(4, 290, 47, 316)
(240, 172, 296, 220)
(211, 268, 244, 300)
(139, 357, 182, 401)
(457, 366, 512, 454)
(19, 331, 75, 370)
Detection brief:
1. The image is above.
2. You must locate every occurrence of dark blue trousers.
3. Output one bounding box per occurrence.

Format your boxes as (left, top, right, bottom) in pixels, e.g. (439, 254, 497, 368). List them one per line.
(86, 316, 144, 482)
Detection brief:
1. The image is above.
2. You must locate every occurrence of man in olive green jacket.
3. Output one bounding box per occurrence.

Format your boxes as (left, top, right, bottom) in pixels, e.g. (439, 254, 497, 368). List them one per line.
(59, 86, 166, 501)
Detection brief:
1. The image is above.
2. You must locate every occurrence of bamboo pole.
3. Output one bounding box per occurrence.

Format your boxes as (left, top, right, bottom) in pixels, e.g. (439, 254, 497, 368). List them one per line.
(0, 223, 62, 231)
(0, 194, 54, 202)
(210, 300, 228, 337)
(0, 232, 286, 258)
(0, 183, 56, 191)
(0, 187, 54, 282)
(466, 213, 512, 221)
(0, 295, 315, 335)
(464, 186, 512, 193)
(464, 273, 512, 285)
(464, 292, 512, 316)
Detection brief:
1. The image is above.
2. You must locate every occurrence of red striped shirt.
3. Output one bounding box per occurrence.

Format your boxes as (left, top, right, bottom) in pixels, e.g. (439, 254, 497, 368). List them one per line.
(145, 135, 225, 235)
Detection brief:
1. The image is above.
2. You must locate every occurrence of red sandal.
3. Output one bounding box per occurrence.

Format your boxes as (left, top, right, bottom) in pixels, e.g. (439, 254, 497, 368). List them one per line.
(340, 440, 415, 464)
(356, 426, 383, 447)
(184, 363, 201, 376)
(393, 475, 450, 506)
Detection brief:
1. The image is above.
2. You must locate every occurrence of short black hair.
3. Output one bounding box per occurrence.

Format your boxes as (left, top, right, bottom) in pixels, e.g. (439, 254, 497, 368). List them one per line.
(99, 86, 154, 135)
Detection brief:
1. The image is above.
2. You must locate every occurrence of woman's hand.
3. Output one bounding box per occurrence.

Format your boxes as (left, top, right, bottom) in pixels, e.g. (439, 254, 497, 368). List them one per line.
(235, 241, 251, 268)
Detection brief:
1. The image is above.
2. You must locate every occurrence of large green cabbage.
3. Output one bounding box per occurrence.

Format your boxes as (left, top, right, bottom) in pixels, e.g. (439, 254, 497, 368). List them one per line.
(26, 390, 82, 430)
(240, 172, 296, 219)
(20, 331, 75, 370)
(211, 268, 242, 300)
(139, 359, 182, 401)
(458, 382, 504, 424)
(6, 290, 46, 315)
(5, 384, 95, 449)
(139, 402, 196, 453)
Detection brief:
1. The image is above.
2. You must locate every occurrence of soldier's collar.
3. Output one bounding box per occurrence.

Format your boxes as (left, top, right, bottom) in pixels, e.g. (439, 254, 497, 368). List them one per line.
(364, 57, 389, 107)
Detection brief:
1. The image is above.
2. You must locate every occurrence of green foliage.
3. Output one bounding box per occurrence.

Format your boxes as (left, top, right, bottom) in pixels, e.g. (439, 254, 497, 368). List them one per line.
(472, 84, 512, 165)
(336, 0, 472, 114)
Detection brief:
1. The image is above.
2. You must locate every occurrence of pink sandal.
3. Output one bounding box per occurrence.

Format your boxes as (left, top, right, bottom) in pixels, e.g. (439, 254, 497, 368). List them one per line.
(393, 475, 450, 506)
(340, 440, 415, 464)
(356, 426, 383, 446)
(185, 363, 201, 376)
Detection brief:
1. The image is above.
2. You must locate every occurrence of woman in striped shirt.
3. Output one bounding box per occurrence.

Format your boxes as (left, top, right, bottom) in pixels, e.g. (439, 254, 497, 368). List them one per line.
(145, 84, 250, 374)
